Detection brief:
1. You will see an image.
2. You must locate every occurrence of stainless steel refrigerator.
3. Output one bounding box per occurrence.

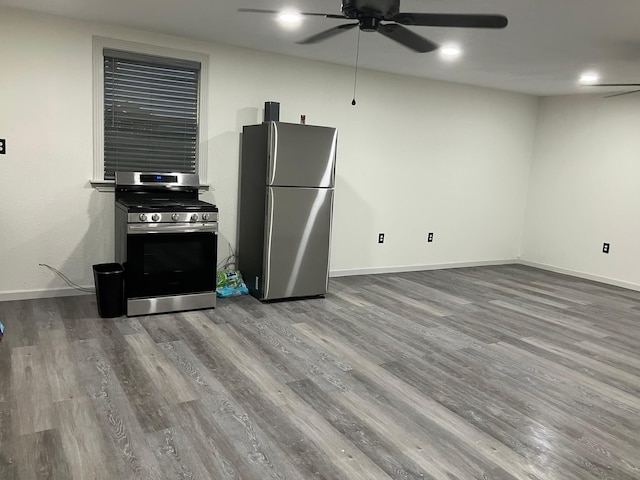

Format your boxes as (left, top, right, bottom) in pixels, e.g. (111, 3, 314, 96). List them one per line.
(238, 121, 337, 301)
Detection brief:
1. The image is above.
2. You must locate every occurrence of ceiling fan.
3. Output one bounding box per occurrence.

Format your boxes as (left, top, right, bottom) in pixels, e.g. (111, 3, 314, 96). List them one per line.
(588, 84, 640, 98)
(239, 0, 508, 53)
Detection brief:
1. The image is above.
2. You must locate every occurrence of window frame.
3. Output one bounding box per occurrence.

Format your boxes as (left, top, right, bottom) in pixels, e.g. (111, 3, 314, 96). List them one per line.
(92, 36, 209, 188)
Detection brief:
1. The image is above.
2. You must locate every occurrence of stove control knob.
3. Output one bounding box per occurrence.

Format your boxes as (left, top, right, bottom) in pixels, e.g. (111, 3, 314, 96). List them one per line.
(139, 213, 147, 222)
(152, 214, 160, 222)
(171, 213, 180, 222)
(202, 213, 210, 221)
(190, 213, 198, 222)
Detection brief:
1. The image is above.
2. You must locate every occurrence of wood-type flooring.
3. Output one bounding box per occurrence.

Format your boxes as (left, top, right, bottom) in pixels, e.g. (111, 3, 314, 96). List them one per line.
(0, 264, 639, 479)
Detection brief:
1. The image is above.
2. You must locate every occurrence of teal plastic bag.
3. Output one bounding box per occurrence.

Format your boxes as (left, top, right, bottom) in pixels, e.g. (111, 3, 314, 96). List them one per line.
(216, 270, 249, 297)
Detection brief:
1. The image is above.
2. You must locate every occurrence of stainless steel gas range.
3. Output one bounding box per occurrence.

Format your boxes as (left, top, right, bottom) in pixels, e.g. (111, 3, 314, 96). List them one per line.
(115, 172, 218, 316)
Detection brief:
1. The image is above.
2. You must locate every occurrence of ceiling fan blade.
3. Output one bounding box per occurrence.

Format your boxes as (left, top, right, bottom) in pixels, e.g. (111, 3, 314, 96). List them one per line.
(392, 13, 508, 29)
(378, 24, 438, 52)
(591, 83, 640, 87)
(604, 89, 640, 98)
(297, 23, 358, 45)
(238, 8, 344, 19)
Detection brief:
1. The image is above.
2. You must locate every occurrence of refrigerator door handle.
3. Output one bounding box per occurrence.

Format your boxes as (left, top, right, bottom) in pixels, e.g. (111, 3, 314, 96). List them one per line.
(263, 188, 275, 297)
(267, 122, 279, 185)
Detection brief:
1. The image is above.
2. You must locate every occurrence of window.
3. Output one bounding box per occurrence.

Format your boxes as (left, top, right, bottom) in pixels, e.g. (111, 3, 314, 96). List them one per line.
(93, 37, 208, 185)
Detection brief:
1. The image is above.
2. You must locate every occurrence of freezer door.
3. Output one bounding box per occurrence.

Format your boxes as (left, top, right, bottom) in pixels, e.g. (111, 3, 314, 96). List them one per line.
(268, 122, 337, 188)
(263, 187, 333, 300)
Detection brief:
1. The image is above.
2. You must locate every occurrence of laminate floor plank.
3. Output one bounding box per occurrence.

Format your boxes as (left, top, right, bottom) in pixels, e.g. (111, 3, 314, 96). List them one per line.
(124, 332, 199, 405)
(31, 297, 66, 331)
(360, 283, 453, 317)
(474, 279, 576, 310)
(12, 429, 72, 480)
(565, 303, 640, 335)
(233, 320, 355, 393)
(171, 399, 257, 480)
(577, 339, 640, 372)
(442, 344, 640, 446)
(520, 337, 640, 395)
(137, 313, 185, 344)
(591, 332, 640, 358)
(72, 338, 164, 480)
(288, 377, 436, 480)
(333, 380, 524, 480)
(1, 264, 640, 479)
(250, 316, 354, 376)
(490, 277, 592, 306)
(159, 333, 358, 480)
(482, 300, 606, 344)
(334, 306, 484, 359)
(146, 426, 225, 480)
(378, 275, 474, 306)
(0, 330, 13, 478)
(10, 345, 55, 436)
(291, 320, 550, 480)
(329, 289, 377, 308)
(319, 308, 432, 361)
(193, 359, 352, 480)
(160, 340, 308, 480)
(301, 307, 401, 364)
(55, 398, 118, 480)
(205, 323, 392, 480)
(110, 361, 174, 434)
(380, 356, 636, 480)
(494, 341, 640, 411)
(147, 317, 354, 479)
(436, 312, 520, 345)
(0, 301, 38, 348)
(58, 295, 102, 341)
(490, 299, 612, 339)
(447, 303, 549, 342)
(38, 329, 86, 402)
(95, 319, 174, 433)
(186, 311, 309, 386)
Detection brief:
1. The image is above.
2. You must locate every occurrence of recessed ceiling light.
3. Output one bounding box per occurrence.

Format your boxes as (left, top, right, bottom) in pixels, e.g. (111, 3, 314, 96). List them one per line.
(277, 11, 303, 25)
(579, 71, 600, 84)
(439, 44, 462, 61)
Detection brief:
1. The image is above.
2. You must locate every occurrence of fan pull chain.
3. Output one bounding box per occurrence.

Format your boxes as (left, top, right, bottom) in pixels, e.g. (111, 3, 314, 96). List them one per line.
(352, 29, 361, 106)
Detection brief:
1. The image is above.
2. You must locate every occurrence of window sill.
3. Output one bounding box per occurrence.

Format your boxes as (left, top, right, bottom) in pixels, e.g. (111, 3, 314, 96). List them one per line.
(91, 180, 115, 192)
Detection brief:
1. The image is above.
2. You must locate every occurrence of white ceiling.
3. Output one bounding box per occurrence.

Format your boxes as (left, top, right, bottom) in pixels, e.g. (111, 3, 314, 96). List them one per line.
(4, 0, 640, 96)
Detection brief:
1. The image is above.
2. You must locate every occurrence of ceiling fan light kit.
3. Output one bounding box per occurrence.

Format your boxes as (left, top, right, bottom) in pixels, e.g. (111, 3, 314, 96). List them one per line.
(239, 0, 508, 53)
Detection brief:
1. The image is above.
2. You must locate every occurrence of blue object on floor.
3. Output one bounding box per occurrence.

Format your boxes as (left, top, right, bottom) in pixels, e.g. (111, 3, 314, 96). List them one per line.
(216, 269, 249, 297)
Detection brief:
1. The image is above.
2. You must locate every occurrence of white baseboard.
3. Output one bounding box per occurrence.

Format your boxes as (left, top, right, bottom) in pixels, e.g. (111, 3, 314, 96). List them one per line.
(517, 259, 640, 292)
(0, 287, 94, 302)
(4, 258, 637, 301)
(330, 258, 518, 278)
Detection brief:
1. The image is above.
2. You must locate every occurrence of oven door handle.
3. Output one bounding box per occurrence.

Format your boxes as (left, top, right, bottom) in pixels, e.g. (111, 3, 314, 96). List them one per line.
(127, 223, 218, 234)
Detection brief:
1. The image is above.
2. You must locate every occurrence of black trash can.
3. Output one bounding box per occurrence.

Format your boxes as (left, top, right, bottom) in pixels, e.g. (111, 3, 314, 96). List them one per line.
(93, 263, 124, 318)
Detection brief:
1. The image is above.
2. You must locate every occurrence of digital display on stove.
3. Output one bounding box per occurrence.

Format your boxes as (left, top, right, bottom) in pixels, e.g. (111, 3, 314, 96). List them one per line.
(140, 174, 177, 183)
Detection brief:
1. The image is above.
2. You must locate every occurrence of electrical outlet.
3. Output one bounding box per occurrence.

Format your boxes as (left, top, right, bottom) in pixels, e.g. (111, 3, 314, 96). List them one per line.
(0, 139, 5, 155)
(427, 232, 434, 243)
(602, 243, 610, 254)
(378, 233, 385, 244)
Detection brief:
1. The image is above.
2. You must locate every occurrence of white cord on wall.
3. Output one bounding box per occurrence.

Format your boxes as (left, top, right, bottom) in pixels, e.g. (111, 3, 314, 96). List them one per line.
(39, 263, 96, 293)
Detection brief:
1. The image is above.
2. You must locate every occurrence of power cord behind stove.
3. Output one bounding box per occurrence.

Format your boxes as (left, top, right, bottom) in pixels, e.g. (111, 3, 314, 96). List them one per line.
(39, 264, 96, 293)
(217, 244, 238, 271)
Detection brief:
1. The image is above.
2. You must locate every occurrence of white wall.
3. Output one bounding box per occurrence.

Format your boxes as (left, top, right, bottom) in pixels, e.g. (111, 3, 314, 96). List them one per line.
(522, 94, 640, 289)
(0, 8, 538, 299)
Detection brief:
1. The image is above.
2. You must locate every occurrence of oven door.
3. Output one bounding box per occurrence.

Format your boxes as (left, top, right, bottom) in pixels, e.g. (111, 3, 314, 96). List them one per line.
(125, 229, 217, 299)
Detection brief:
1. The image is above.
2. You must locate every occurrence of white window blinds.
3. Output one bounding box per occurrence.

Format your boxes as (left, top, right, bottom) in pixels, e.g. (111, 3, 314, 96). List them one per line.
(103, 49, 200, 181)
